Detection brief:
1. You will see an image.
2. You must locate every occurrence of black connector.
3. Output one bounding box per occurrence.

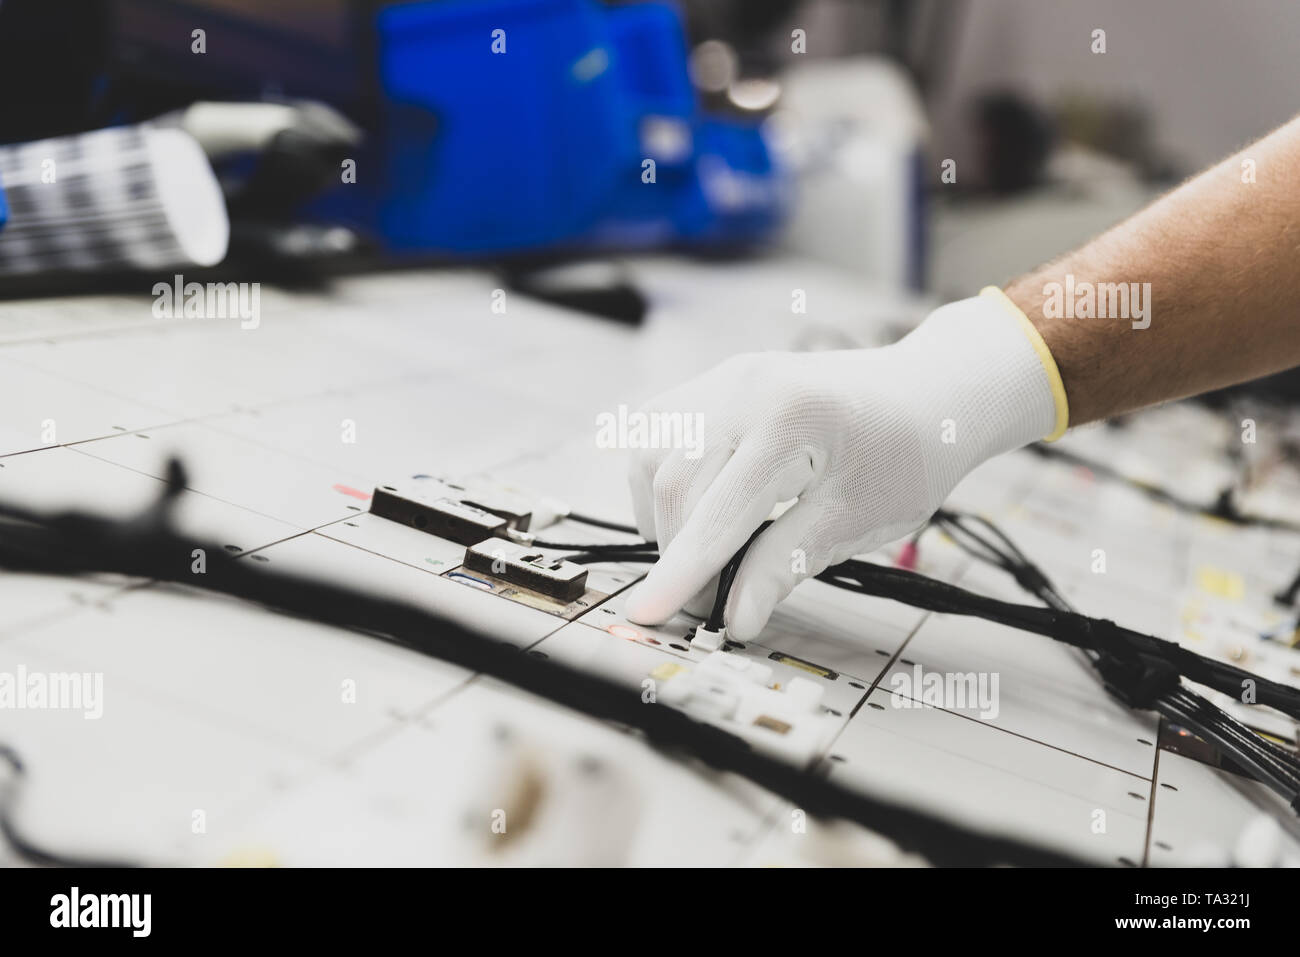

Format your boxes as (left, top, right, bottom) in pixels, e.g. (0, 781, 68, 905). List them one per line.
(463, 538, 588, 601)
(370, 486, 507, 545)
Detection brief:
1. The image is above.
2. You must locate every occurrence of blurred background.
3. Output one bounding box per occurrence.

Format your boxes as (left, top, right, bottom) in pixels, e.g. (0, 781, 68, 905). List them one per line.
(3, 0, 1297, 302)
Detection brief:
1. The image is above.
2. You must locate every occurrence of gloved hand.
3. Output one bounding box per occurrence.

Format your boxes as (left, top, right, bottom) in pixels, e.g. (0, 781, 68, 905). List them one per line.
(624, 288, 1068, 641)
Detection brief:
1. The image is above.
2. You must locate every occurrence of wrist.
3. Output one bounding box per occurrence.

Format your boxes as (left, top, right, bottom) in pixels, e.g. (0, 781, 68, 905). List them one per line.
(979, 286, 1070, 441)
(895, 292, 1066, 485)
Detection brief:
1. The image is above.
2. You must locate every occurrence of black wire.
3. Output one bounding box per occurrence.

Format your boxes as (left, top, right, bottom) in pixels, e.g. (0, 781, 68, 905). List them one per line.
(904, 510, 1300, 811)
(931, 509, 1071, 612)
(0, 746, 138, 868)
(817, 562, 1300, 810)
(706, 520, 773, 632)
(565, 512, 641, 535)
(932, 511, 1300, 730)
(565, 551, 659, 565)
(1159, 691, 1300, 805)
(539, 515, 774, 634)
(530, 539, 656, 553)
(818, 557, 1300, 718)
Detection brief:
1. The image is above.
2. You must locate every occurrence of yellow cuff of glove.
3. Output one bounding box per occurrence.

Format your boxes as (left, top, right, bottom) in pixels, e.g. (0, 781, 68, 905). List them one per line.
(979, 285, 1069, 441)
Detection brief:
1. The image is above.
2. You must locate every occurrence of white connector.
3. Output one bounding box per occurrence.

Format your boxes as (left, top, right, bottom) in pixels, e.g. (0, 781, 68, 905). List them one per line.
(654, 651, 838, 764)
(690, 625, 725, 652)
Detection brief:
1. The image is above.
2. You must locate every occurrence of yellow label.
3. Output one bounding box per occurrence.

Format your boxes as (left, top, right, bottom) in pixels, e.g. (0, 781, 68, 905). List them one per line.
(1195, 566, 1245, 601)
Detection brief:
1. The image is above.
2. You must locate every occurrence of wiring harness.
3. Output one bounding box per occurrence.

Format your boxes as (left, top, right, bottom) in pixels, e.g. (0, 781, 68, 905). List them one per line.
(914, 508, 1300, 810)
(3, 462, 1300, 866)
(548, 503, 1300, 812)
(0, 462, 1083, 868)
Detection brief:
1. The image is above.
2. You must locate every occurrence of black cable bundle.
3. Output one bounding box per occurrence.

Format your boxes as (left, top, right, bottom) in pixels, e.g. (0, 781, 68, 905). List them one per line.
(910, 509, 1300, 813)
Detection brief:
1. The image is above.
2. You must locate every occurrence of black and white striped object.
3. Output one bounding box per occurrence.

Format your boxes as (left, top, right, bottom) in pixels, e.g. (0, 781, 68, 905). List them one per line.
(0, 124, 229, 275)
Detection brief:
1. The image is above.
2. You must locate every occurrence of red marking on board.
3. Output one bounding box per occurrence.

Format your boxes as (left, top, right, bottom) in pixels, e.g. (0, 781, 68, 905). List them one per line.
(333, 484, 371, 501)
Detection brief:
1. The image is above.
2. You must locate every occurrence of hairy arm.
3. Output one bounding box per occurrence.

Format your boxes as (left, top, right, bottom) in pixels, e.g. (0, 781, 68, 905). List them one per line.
(1006, 115, 1300, 425)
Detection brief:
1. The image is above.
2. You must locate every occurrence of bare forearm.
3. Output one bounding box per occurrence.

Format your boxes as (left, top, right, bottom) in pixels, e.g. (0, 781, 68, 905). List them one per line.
(1005, 115, 1300, 426)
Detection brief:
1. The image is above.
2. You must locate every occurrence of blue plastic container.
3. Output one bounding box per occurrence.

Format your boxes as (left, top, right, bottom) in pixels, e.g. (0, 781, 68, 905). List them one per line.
(311, 0, 786, 256)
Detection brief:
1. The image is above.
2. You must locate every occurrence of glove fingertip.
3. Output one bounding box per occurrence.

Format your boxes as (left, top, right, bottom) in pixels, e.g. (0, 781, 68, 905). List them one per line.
(725, 583, 778, 643)
(624, 582, 672, 626)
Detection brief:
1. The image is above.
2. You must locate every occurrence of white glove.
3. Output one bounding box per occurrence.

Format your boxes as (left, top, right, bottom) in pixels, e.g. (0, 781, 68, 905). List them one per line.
(624, 288, 1068, 641)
